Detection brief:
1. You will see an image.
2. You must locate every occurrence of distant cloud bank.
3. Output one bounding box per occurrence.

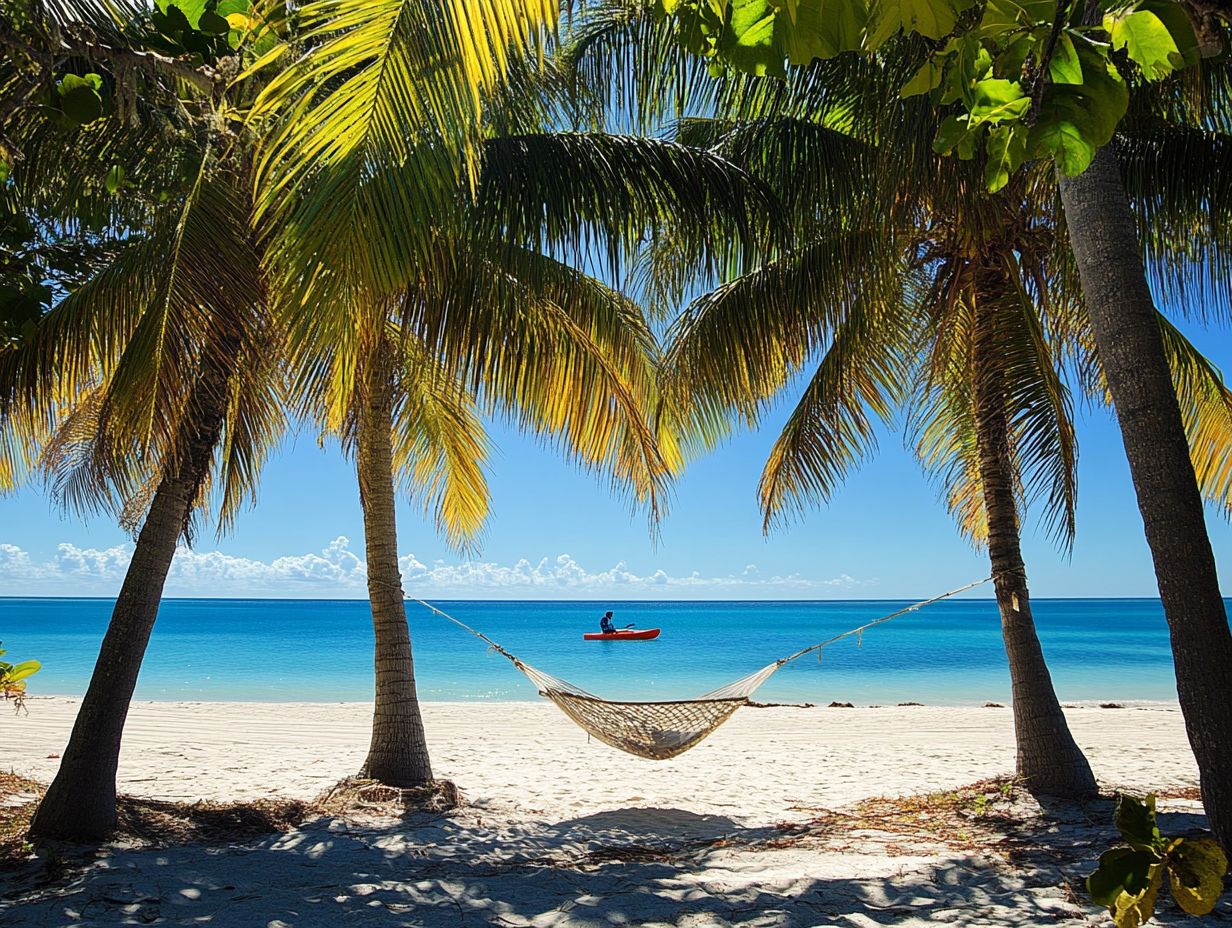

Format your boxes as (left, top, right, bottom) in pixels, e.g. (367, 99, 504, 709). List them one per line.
(0, 537, 873, 600)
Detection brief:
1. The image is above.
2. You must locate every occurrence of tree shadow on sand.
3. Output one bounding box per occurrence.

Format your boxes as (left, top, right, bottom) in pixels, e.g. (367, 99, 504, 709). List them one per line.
(2, 797, 1228, 927)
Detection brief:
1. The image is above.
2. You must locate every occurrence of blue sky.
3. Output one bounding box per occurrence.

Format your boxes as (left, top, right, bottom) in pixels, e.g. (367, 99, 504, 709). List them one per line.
(2, 314, 1229, 600)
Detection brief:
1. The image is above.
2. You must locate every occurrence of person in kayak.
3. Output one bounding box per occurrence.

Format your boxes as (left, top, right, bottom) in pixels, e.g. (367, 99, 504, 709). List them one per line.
(599, 611, 616, 634)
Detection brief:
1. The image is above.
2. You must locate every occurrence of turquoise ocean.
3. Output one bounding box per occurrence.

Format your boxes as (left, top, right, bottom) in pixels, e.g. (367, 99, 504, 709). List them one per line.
(2, 597, 1225, 705)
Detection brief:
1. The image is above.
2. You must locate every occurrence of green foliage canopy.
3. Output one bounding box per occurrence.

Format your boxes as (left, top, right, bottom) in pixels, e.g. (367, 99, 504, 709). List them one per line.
(654, 0, 1216, 187)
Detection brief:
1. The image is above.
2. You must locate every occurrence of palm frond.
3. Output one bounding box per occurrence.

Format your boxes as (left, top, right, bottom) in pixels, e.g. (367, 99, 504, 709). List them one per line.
(249, 0, 558, 307)
(663, 230, 903, 418)
(413, 241, 673, 521)
(393, 340, 491, 551)
(759, 292, 915, 531)
(1157, 316, 1232, 517)
(474, 131, 778, 278)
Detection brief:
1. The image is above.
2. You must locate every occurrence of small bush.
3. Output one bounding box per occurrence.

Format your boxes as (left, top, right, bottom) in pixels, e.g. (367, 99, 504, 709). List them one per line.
(1087, 793, 1228, 927)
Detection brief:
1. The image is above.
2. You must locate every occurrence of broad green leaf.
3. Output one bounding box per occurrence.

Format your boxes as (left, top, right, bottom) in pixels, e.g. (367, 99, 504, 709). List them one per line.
(1115, 794, 1163, 851)
(900, 56, 944, 97)
(57, 73, 104, 125)
(978, 0, 1053, 31)
(1088, 847, 1159, 906)
(1166, 837, 1228, 916)
(781, 0, 867, 63)
(0, 159, 8, 183)
(5, 660, 40, 683)
(933, 113, 966, 151)
(969, 78, 1029, 124)
(725, 0, 784, 75)
(156, 0, 209, 27)
(1028, 47, 1127, 175)
(941, 37, 993, 107)
(1140, 0, 1200, 69)
(867, 0, 962, 45)
(984, 124, 1026, 191)
(993, 35, 1033, 79)
(1104, 9, 1184, 81)
(1048, 32, 1082, 84)
(199, 9, 230, 33)
(1111, 864, 1164, 928)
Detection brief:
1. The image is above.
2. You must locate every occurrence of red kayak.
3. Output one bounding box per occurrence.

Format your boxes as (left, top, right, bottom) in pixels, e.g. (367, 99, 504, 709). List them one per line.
(583, 628, 661, 641)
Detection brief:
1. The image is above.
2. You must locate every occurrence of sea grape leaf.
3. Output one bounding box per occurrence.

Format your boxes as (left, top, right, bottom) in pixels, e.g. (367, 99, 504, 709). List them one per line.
(1166, 837, 1228, 916)
(725, 0, 783, 76)
(993, 34, 1033, 79)
(5, 660, 40, 683)
(969, 78, 1029, 124)
(1139, 0, 1200, 69)
(1115, 794, 1163, 851)
(1028, 43, 1128, 176)
(868, 0, 964, 45)
(933, 113, 978, 158)
(1104, 8, 1184, 80)
(1111, 864, 1164, 928)
(198, 9, 230, 34)
(1048, 32, 1082, 84)
(984, 124, 1026, 191)
(57, 73, 104, 125)
(1088, 847, 1159, 906)
(781, 0, 867, 62)
(156, 0, 209, 27)
(900, 56, 944, 97)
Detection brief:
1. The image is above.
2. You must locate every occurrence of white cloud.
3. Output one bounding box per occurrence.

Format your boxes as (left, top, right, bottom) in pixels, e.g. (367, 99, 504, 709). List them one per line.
(0, 537, 874, 600)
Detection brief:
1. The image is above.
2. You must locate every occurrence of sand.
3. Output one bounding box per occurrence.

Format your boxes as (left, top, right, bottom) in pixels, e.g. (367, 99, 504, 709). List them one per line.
(1, 698, 1220, 927)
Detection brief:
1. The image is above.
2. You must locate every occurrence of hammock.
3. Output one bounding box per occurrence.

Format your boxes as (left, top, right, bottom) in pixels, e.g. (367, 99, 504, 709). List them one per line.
(412, 577, 989, 760)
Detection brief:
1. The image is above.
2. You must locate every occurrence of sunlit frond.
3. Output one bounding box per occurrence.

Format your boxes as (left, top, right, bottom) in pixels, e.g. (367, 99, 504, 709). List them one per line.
(249, 0, 559, 307)
(393, 341, 491, 550)
(759, 293, 915, 531)
(1157, 317, 1232, 517)
(663, 230, 902, 418)
(412, 241, 672, 521)
(998, 259, 1079, 547)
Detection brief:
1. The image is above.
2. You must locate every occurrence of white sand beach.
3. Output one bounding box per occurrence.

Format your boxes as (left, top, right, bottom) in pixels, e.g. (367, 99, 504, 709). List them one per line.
(3, 698, 1223, 927)
(1, 698, 1201, 815)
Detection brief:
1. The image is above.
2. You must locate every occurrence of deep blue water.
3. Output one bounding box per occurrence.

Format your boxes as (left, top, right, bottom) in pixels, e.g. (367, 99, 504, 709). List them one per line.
(1, 597, 1222, 704)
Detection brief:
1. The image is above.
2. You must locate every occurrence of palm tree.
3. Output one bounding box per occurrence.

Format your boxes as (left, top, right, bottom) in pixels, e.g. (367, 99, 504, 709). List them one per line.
(565, 10, 1232, 797)
(0, 0, 543, 835)
(1057, 150, 1232, 846)
(1053, 3, 1232, 848)
(248, 8, 773, 785)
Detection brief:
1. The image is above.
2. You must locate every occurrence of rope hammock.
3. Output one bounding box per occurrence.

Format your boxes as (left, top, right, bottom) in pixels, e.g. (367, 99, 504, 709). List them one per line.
(411, 577, 990, 760)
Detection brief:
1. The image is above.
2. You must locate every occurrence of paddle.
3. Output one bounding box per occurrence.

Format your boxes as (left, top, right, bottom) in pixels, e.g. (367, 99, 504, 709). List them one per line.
(621, 623, 635, 629)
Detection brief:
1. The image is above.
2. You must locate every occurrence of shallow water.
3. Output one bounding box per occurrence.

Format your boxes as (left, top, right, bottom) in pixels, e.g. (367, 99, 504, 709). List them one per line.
(4, 596, 1220, 704)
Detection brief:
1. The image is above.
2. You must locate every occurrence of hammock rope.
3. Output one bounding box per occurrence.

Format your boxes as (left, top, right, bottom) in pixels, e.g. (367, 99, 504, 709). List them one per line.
(408, 576, 991, 760)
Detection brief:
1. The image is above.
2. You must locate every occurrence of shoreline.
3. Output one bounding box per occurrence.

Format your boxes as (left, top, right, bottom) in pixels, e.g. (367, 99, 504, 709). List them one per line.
(21, 693, 1185, 707)
(4, 697, 1198, 819)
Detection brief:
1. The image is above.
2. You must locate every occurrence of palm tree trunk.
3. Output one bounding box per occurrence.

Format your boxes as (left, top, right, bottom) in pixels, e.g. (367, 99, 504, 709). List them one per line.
(28, 352, 232, 842)
(971, 276, 1098, 798)
(1057, 145, 1232, 847)
(356, 342, 433, 786)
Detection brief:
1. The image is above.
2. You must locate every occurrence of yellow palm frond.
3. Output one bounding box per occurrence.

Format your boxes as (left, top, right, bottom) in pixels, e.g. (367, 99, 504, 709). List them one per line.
(1157, 316, 1232, 517)
(249, 0, 558, 308)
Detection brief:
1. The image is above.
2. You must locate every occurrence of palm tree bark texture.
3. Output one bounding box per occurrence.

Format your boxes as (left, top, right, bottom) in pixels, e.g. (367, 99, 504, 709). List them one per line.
(356, 336, 434, 786)
(971, 261, 1099, 798)
(28, 341, 236, 842)
(1058, 145, 1232, 849)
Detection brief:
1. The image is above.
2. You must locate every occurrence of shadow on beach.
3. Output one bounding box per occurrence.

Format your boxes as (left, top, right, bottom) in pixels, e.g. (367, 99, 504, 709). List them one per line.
(2, 794, 1228, 927)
